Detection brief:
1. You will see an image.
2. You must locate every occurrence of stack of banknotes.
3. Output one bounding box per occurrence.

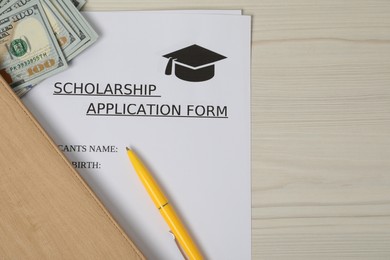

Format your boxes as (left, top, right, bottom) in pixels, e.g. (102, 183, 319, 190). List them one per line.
(0, 0, 97, 97)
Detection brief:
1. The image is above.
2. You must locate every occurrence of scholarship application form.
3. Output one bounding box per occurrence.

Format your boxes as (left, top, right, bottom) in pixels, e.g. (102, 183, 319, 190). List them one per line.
(22, 11, 251, 260)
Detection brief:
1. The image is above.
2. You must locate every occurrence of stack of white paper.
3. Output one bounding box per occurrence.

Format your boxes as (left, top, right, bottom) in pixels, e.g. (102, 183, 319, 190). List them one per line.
(23, 10, 251, 260)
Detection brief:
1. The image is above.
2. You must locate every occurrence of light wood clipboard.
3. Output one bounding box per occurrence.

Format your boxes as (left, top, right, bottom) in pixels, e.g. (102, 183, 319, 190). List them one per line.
(0, 76, 144, 259)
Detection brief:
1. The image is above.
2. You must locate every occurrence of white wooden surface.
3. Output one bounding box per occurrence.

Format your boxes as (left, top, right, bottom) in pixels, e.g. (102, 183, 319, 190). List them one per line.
(84, 1, 390, 259)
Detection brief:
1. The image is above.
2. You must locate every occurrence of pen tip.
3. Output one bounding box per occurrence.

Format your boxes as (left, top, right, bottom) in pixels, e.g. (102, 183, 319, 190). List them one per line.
(126, 147, 131, 151)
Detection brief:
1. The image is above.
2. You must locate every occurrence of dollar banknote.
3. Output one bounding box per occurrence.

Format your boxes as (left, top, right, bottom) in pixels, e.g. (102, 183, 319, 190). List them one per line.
(0, 0, 67, 90)
(48, 0, 88, 58)
(42, 0, 82, 57)
(0, 0, 84, 13)
(0, 0, 10, 10)
(72, 0, 86, 10)
(0, 0, 97, 96)
(51, 0, 97, 60)
(14, 84, 33, 96)
(1, 0, 82, 59)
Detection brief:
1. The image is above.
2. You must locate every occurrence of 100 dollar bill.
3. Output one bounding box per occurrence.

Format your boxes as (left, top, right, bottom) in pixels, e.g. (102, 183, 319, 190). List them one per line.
(1, 0, 82, 59)
(72, 0, 86, 10)
(0, 0, 67, 89)
(49, 0, 97, 60)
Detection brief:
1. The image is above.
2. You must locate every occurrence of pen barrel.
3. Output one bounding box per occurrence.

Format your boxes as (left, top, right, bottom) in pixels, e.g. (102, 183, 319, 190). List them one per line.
(159, 204, 203, 260)
(127, 149, 203, 259)
(128, 150, 168, 206)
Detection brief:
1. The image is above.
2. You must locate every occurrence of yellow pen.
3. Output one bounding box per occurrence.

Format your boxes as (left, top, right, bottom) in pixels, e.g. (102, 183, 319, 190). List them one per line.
(126, 147, 204, 260)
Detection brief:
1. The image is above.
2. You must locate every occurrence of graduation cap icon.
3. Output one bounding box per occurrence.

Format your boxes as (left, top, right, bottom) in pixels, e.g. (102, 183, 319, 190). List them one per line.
(163, 44, 226, 82)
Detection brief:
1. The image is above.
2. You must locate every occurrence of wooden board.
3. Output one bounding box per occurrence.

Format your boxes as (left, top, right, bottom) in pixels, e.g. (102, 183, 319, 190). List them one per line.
(0, 76, 144, 259)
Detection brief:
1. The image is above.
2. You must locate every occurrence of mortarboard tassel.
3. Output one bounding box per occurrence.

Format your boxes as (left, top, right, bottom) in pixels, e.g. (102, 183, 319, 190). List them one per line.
(165, 57, 175, 75)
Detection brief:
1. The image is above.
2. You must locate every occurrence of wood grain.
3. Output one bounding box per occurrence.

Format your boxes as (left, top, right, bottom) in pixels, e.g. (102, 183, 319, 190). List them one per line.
(83, 1, 390, 259)
(0, 77, 144, 259)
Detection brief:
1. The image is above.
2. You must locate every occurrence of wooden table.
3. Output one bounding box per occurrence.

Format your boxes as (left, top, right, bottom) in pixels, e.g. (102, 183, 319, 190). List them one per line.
(85, 1, 390, 258)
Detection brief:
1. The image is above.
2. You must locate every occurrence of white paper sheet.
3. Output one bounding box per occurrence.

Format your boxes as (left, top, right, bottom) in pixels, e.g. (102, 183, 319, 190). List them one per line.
(23, 11, 251, 260)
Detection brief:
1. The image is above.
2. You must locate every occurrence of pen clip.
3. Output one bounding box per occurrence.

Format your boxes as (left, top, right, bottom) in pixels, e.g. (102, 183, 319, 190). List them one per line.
(169, 231, 189, 260)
